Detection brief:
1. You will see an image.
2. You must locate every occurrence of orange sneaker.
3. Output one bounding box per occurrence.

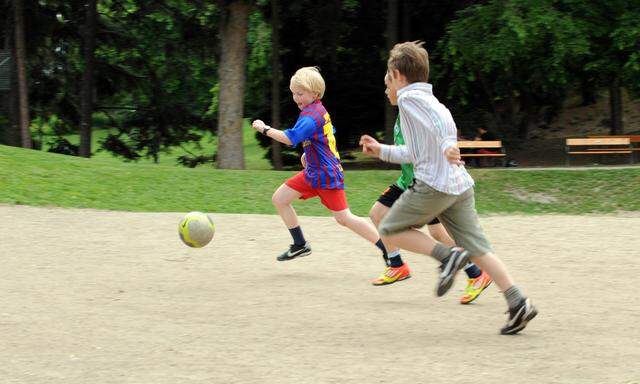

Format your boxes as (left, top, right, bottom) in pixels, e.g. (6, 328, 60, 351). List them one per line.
(371, 264, 411, 286)
(460, 270, 492, 304)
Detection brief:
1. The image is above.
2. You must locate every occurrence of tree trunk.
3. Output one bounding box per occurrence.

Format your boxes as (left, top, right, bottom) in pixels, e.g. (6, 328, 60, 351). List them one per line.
(384, 0, 398, 144)
(13, 0, 31, 148)
(216, 1, 249, 169)
(270, 0, 283, 170)
(609, 77, 623, 135)
(517, 96, 533, 141)
(79, 0, 97, 158)
(2, 5, 19, 147)
(8, 58, 19, 146)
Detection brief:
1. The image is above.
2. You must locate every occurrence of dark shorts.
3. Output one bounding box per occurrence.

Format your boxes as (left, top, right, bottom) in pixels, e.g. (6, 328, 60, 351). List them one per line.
(377, 184, 440, 225)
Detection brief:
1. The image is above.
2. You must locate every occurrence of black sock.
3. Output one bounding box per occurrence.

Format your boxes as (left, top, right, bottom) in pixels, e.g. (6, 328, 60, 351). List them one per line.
(288, 226, 306, 246)
(375, 239, 388, 264)
(464, 263, 482, 279)
(388, 250, 404, 267)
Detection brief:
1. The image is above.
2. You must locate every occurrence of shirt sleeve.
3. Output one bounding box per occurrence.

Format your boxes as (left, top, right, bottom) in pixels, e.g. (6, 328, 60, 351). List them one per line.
(379, 144, 411, 164)
(440, 134, 457, 155)
(283, 116, 317, 147)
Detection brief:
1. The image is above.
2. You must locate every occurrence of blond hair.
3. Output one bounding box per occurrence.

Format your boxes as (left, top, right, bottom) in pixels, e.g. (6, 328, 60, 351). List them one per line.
(387, 41, 429, 83)
(290, 66, 326, 99)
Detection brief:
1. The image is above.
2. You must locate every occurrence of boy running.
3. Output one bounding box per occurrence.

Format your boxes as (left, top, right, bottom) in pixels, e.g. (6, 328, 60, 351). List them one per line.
(252, 67, 390, 267)
(370, 73, 492, 306)
(360, 42, 537, 334)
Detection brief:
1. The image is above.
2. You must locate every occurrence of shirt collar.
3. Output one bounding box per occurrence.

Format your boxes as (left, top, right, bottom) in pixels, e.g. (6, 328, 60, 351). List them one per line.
(397, 82, 432, 96)
(302, 99, 322, 111)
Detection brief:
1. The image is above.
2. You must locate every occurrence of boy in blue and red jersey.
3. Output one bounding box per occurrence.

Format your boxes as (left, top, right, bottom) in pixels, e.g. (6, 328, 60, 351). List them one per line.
(252, 67, 392, 265)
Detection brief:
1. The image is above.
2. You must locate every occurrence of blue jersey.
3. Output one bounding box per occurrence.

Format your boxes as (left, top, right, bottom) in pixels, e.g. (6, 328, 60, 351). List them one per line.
(284, 100, 344, 189)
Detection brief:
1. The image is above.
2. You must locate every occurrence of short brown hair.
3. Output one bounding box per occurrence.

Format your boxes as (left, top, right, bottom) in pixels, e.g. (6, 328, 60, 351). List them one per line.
(387, 41, 429, 83)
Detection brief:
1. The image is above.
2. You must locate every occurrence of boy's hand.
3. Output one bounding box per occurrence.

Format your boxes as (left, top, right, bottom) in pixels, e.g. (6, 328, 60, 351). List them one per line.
(359, 135, 381, 157)
(445, 145, 465, 166)
(301, 153, 307, 168)
(252, 119, 266, 132)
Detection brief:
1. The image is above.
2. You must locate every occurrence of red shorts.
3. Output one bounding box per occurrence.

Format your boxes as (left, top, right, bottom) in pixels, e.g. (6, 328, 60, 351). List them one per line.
(285, 171, 348, 212)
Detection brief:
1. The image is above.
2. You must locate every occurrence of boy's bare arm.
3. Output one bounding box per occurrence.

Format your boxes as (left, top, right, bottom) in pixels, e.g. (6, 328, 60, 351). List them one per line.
(252, 119, 293, 146)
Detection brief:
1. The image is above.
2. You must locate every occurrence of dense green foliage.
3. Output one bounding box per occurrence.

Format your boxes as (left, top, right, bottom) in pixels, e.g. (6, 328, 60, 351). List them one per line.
(1, 0, 639, 166)
(438, 0, 589, 140)
(2, 143, 639, 215)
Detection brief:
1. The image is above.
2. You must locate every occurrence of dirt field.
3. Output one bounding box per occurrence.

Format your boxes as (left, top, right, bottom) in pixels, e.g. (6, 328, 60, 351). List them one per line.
(1, 205, 639, 384)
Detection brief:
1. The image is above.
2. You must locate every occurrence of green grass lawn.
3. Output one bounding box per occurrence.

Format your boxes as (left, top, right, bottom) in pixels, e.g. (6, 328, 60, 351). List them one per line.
(40, 121, 272, 170)
(2, 143, 639, 216)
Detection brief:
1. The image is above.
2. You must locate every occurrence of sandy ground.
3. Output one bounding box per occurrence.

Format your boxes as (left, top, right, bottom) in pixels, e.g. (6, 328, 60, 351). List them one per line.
(1, 204, 639, 384)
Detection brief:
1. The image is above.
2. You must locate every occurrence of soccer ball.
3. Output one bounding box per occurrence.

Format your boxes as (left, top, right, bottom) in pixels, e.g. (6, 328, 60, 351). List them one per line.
(178, 212, 215, 248)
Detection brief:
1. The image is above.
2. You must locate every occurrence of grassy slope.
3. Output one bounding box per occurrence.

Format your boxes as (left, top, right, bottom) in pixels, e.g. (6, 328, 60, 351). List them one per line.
(2, 144, 639, 216)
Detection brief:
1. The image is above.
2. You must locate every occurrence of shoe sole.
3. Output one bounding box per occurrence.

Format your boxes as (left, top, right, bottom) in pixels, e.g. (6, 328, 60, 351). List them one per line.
(372, 274, 411, 286)
(277, 249, 312, 262)
(460, 280, 492, 305)
(501, 307, 538, 335)
(436, 250, 469, 297)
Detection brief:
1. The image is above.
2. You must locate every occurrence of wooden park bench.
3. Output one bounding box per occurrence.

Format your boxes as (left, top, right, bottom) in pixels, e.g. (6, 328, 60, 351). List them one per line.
(457, 140, 506, 166)
(565, 137, 633, 166)
(588, 135, 640, 163)
(588, 134, 640, 144)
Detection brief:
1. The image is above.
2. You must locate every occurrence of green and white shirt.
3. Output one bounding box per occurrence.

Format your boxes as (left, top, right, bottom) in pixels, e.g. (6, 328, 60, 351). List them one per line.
(393, 117, 414, 191)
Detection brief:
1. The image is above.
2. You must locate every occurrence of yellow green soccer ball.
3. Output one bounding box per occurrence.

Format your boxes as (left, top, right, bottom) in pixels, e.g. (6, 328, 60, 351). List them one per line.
(178, 212, 215, 248)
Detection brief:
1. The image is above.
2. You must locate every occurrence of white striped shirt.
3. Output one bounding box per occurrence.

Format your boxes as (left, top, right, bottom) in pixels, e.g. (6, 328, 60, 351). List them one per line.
(379, 82, 474, 195)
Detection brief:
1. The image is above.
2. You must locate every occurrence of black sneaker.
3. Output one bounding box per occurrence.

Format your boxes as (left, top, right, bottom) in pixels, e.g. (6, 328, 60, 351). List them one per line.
(277, 243, 312, 261)
(436, 248, 470, 296)
(500, 298, 538, 335)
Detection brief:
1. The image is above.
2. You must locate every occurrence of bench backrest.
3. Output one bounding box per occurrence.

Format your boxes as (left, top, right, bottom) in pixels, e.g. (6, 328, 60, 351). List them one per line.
(566, 137, 630, 146)
(458, 140, 502, 149)
(588, 135, 640, 143)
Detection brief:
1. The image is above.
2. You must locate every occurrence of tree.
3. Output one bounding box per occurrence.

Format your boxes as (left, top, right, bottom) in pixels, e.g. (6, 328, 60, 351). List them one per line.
(384, 0, 398, 144)
(216, 0, 250, 169)
(98, 1, 219, 163)
(269, 0, 283, 169)
(565, 0, 640, 134)
(0, 1, 19, 146)
(13, 0, 32, 148)
(438, 0, 589, 141)
(79, 0, 97, 157)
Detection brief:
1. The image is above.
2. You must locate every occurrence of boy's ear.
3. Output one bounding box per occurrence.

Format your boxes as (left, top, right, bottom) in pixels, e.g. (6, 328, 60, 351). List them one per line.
(389, 69, 402, 82)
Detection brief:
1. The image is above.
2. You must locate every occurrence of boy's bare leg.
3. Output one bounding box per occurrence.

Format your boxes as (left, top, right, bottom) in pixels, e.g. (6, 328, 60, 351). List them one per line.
(332, 208, 380, 243)
(369, 202, 399, 254)
(383, 228, 438, 256)
(427, 223, 455, 247)
(271, 184, 311, 261)
(368, 202, 410, 285)
(468, 253, 513, 291)
(272, 184, 302, 228)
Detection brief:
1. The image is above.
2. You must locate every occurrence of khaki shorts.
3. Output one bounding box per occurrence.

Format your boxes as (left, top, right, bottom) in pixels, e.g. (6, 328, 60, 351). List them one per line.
(378, 180, 492, 257)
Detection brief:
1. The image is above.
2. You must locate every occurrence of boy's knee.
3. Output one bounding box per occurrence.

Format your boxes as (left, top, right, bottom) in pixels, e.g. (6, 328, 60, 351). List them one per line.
(271, 192, 284, 207)
(334, 214, 349, 227)
(368, 209, 382, 226)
